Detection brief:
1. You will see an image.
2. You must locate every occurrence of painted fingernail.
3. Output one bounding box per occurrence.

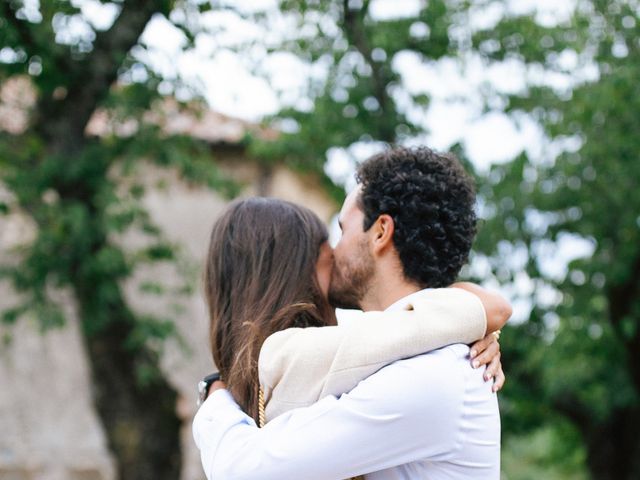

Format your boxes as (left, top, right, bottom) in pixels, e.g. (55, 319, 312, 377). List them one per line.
(485, 373, 492, 381)
(473, 360, 480, 368)
(470, 350, 477, 358)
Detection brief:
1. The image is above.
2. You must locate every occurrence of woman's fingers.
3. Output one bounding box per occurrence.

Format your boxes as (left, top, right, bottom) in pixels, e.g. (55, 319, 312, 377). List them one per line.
(470, 337, 499, 369)
(469, 334, 494, 361)
(483, 351, 501, 381)
(492, 365, 506, 392)
(470, 332, 506, 392)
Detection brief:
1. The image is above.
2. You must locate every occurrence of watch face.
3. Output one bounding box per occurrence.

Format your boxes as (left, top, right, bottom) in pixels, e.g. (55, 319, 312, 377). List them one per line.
(197, 380, 208, 407)
(197, 372, 221, 407)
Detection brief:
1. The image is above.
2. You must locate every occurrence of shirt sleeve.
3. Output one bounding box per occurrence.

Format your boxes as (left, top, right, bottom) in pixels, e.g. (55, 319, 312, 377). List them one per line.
(259, 287, 485, 420)
(194, 349, 466, 480)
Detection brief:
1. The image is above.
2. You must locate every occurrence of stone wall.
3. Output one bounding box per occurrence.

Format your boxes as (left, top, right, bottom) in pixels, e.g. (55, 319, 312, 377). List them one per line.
(0, 158, 337, 480)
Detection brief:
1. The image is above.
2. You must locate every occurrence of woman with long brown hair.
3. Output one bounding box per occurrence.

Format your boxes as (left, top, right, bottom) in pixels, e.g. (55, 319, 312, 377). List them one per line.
(204, 196, 336, 420)
(202, 197, 507, 425)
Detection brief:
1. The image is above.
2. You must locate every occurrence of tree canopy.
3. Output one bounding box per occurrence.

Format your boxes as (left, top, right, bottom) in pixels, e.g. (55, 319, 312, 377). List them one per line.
(1, 0, 638, 478)
(252, 1, 640, 477)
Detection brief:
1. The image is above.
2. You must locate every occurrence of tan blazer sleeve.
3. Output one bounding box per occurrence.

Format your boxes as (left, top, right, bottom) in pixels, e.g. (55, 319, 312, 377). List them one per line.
(259, 288, 486, 421)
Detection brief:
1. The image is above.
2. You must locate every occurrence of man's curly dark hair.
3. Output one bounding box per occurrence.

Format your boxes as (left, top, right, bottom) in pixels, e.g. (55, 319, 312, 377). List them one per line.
(356, 146, 477, 288)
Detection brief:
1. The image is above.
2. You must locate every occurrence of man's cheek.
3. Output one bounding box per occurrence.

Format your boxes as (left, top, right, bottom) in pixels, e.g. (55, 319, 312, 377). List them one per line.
(331, 262, 346, 284)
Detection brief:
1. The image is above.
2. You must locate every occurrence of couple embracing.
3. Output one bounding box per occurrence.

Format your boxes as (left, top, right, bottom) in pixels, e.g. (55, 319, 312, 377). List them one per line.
(193, 146, 510, 479)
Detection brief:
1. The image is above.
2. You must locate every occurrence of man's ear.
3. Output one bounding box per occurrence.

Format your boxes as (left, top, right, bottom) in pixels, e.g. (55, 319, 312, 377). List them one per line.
(371, 214, 394, 254)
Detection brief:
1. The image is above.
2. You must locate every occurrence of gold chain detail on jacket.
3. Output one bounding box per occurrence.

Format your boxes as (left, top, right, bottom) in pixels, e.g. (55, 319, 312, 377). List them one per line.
(258, 385, 266, 428)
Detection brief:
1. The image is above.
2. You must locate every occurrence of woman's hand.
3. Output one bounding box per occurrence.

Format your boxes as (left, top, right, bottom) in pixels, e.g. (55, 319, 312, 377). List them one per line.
(208, 380, 227, 398)
(448, 282, 509, 392)
(470, 332, 505, 392)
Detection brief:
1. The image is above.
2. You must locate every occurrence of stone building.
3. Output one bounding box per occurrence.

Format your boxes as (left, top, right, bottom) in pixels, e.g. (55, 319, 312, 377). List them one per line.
(0, 77, 338, 480)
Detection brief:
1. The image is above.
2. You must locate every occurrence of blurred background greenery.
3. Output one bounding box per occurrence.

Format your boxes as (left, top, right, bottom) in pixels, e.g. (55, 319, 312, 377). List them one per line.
(0, 0, 638, 479)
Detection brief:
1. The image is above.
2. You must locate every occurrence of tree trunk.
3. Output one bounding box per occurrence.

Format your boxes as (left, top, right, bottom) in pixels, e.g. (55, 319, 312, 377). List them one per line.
(5, 1, 185, 476)
(79, 285, 183, 480)
(62, 167, 183, 479)
(584, 406, 640, 480)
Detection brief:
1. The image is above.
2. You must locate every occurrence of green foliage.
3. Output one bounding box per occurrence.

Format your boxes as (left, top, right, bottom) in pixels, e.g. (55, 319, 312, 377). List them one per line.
(125, 315, 177, 352)
(470, 0, 640, 476)
(502, 424, 588, 480)
(0, 1, 237, 396)
(249, 0, 461, 181)
(251, 0, 640, 477)
(0, 2, 248, 476)
(2, 0, 639, 477)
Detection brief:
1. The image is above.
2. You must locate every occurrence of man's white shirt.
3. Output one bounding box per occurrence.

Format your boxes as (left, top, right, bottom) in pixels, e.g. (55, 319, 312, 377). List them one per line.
(192, 289, 501, 479)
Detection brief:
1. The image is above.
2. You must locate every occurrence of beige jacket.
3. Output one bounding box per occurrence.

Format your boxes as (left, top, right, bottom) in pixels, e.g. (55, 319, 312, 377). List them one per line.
(258, 288, 486, 421)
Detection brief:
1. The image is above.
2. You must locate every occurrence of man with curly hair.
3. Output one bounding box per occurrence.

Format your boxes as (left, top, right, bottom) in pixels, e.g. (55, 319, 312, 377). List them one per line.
(195, 146, 504, 479)
(329, 146, 479, 311)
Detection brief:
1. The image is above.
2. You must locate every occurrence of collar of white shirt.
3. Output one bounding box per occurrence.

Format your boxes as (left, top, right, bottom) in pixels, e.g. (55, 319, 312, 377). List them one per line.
(385, 288, 431, 312)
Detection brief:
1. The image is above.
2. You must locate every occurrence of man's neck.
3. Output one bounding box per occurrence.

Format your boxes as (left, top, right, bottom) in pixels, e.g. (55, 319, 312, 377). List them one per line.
(359, 279, 423, 312)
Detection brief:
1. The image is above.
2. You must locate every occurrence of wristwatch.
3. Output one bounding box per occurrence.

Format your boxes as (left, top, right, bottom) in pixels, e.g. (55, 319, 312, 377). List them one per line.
(197, 372, 221, 407)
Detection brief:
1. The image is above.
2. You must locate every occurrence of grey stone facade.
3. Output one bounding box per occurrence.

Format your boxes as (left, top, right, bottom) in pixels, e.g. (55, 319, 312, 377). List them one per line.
(0, 159, 336, 480)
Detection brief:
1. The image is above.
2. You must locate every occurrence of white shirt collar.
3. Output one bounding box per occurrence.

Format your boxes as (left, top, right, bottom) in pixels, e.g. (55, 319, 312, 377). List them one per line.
(385, 288, 431, 312)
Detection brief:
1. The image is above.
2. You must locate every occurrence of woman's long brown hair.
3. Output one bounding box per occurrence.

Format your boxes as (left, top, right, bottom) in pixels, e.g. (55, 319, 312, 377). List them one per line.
(204, 197, 334, 422)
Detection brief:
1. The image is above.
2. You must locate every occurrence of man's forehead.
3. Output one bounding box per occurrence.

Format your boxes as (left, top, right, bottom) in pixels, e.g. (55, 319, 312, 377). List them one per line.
(340, 186, 362, 220)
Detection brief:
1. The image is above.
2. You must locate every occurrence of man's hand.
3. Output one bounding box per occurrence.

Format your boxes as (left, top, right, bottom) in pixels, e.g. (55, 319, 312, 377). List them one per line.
(469, 333, 504, 392)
